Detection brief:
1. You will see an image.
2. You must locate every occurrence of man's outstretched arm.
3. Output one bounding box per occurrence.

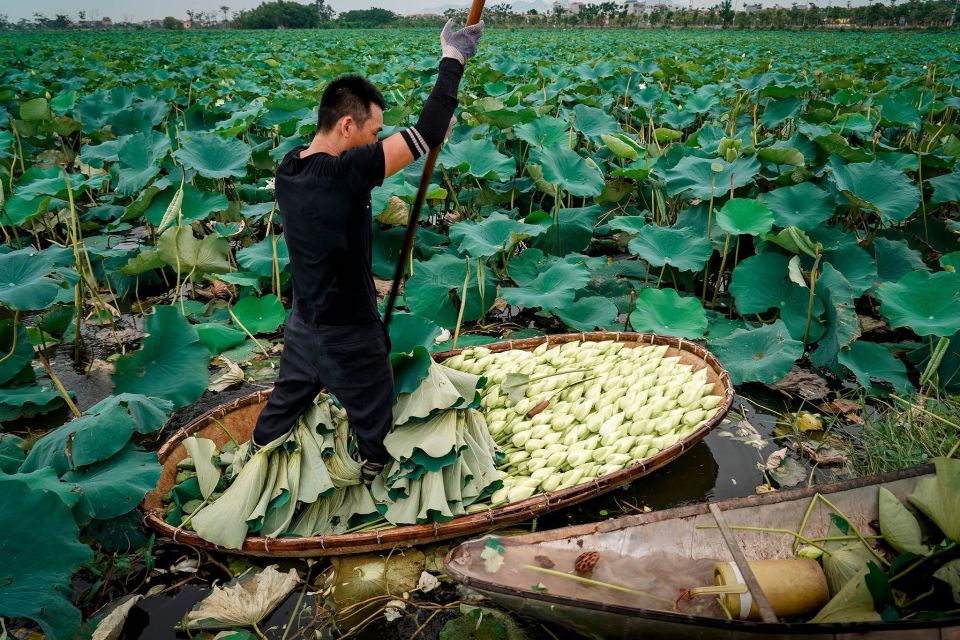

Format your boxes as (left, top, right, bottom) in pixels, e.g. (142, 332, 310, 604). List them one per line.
(382, 20, 484, 178)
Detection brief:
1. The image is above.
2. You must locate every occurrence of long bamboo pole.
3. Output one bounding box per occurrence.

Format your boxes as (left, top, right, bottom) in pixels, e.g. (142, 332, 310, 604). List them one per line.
(383, 2, 486, 328)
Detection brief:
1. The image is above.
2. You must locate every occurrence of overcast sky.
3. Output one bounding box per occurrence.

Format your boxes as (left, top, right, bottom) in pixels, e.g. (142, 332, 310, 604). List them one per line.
(11, 0, 418, 22)
(9, 0, 884, 22)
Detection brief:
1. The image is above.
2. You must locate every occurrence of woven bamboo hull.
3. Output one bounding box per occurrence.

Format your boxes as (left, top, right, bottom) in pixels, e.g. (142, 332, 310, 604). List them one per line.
(444, 466, 960, 639)
(142, 332, 735, 557)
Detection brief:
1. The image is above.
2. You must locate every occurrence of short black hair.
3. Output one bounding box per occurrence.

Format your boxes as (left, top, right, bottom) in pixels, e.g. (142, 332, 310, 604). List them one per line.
(317, 75, 387, 132)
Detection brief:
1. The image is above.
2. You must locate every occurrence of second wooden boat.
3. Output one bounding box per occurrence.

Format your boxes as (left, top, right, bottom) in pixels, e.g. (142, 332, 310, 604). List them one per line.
(444, 465, 960, 639)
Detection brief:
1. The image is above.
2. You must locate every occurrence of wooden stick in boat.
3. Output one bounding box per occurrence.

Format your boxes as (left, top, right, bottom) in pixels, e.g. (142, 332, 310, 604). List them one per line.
(708, 502, 779, 624)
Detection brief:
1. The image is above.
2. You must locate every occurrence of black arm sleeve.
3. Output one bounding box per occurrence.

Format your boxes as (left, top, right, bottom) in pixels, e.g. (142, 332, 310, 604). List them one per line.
(400, 58, 465, 159)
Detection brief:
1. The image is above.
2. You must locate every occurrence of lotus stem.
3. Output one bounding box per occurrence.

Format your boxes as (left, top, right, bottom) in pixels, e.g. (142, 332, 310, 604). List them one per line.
(36, 350, 81, 418)
(0, 311, 19, 367)
(709, 233, 732, 308)
(452, 257, 470, 350)
(917, 149, 929, 244)
(522, 564, 674, 606)
(227, 305, 271, 359)
(802, 251, 822, 348)
(815, 494, 888, 567)
(919, 336, 950, 389)
(695, 523, 830, 557)
(701, 174, 717, 303)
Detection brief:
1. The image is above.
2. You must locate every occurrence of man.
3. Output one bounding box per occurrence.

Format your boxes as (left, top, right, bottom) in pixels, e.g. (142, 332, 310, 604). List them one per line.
(251, 20, 484, 482)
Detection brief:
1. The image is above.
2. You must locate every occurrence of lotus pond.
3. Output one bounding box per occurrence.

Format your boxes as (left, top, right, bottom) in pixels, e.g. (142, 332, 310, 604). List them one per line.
(1, 27, 959, 640)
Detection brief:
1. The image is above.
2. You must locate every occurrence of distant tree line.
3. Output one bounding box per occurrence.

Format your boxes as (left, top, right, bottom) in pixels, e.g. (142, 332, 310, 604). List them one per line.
(2, 0, 955, 30)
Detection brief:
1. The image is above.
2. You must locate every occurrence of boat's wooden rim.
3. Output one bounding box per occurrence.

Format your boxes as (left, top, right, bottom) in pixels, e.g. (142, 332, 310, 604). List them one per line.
(142, 331, 734, 557)
(443, 464, 960, 634)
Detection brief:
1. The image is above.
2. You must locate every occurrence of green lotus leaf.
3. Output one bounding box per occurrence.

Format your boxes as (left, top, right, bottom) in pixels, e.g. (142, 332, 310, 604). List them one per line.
(764, 227, 819, 258)
(232, 294, 286, 334)
(388, 313, 441, 355)
(173, 131, 252, 179)
(934, 560, 960, 604)
(760, 182, 834, 230)
(438, 138, 515, 181)
(0, 319, 33, 385)
(661, 154, 761, 200)
(78, 139, 121, 168)
(514, 115, 570, 149)
(508, 248, 561, 287)
(878, 270, 960, 337)
(0, 434, 26, 473)
(236, 235, 290, 278)
(941, 252, 960, 273)
(757, 146, 804, 167)
(117, 249, 165, 276)
(0, 384, 64, 422)
(156, 228, 232, 275)
(20, 393, 170, 475)
(500, 261, 590, 310)
(628, 225, 713, 272)
(116, 130, 169, 196)
(449, 212, 545, 258)
(813, 133, 874, 163)
(822, 244, 877, 297)
(629, 287, 707, 339)
(529, 146, 604, 198)
(13, 166, 93, 202)
(144, 184, 229, 226)
(878, 485, 929, 556)
(0, 477, 92, 640)
(553, 295, 619, 332)
(608, 216, 647, 235)
(107, 98, 169, 136)
(838, 341, 912, 396)
(810, 263, 860, 371)
(830, 160, 920, 224)
(392, 345, 434, 399)
(215, 103, 266, 137)
(196, 323, 247, 355)
(63, 445, 161, 524)
(404, 254, 496, 330)
(20, 97, 52, 121)
(0, 246, 77, 311)
(527, 205, 601, 255)
(572, 104, 620, 145)
(113, 306, 210, 408)
(717, 198, 775, 236)
(710, 319, 804, 385)
(929, 171, 960, 206)
(759, 97, 801, 128)
(875, 95, 921, 130)
(873, 237, 927, 284)
(907, 456, 960, 543)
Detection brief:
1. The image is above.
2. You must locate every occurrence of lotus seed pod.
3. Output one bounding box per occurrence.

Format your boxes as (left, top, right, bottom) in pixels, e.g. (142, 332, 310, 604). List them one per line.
(585, 413, 603, 433)
(701, 394, 723, 410)
(630, 443, 650, 460)
(526, 457, 548, 473)
(614, 437, 635, 455)
(540, 474, 563, 492)
(683, 408, 707, 427)
(523, 437, 545, 453)
(530, 466, 556, 482)
(508, 485, 537, 503)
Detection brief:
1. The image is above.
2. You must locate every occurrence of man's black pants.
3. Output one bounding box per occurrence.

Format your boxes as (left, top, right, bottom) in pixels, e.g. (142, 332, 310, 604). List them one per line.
(252, 312, 394, 464)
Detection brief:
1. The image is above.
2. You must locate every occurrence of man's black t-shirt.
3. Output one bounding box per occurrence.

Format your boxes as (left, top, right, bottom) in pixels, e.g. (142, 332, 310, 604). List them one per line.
(275, 142, 386, 326)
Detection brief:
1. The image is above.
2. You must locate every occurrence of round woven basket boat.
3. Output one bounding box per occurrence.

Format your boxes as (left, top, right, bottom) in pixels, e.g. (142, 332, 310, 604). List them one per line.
(142, 331, 734, 557)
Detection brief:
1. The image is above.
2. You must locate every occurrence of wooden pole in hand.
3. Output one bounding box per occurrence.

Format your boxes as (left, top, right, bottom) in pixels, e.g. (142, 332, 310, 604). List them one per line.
(383, 1, 486, 328)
